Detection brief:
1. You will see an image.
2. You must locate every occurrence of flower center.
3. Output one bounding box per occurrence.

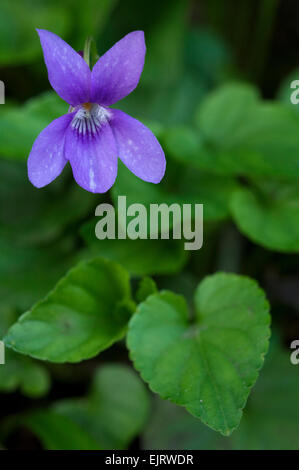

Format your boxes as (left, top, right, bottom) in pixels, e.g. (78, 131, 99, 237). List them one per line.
(71, 103, 111, 136)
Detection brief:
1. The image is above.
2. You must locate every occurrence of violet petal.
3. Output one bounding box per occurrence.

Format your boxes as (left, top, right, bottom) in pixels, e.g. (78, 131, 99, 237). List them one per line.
(37, 29, 91, 106)
(65, 123, 118, 193)
(91, 31, 145, 106)
(28, 113, 72, 188)
(110, 109, 166, 183)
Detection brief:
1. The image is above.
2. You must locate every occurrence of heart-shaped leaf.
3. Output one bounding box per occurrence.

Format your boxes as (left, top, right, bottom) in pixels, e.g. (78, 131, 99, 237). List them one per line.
(231, 183, 299, 252)
(127, 273, 270, 435)
(5, 257, 134, 363)
(194, 83, 299, 180)
(143, 343, 299, 450)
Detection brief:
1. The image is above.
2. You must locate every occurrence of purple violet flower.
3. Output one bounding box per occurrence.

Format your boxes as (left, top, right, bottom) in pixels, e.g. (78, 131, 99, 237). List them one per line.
(28, 30, 166, 193)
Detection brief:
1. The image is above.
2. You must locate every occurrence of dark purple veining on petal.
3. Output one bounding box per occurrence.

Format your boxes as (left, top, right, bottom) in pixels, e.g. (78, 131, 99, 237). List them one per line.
(71, 103, 111, 137)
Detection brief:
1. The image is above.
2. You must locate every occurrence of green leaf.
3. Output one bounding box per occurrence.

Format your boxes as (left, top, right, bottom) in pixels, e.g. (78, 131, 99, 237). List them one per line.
(135, 277, 158, 303)
(162, 125, 207, 169)
(196, 82, 259, 145)
(143, 344, 299, 450)
(230, 183, 299, 252)
(195, 83, 299, 180)
(23, 411, 100, 450)
(5, 257, 134, 363)
(0, 349, 50, 398)
(112, 160, 238, 223)
(54, 364, 150, 449)
(162, 126, 242, 176)
(25, 91, 68, 121)
(127, 273, 270, 435)
(0, 92, 67, 160)
(175, 169, 239, 221)
(143, 398, 228, 450)
(234, 104, 299, 179)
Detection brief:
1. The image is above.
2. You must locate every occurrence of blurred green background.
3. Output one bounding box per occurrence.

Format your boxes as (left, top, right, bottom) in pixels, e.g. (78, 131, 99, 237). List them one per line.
(0, 0, 299, 450)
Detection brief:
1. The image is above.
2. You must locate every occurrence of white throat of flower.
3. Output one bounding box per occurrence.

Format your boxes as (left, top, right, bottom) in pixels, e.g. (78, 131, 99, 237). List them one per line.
(71, 103, 111, 136)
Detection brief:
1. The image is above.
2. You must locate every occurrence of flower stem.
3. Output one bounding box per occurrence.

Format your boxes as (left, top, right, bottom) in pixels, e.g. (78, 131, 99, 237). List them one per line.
(83, 36, 92, 68)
